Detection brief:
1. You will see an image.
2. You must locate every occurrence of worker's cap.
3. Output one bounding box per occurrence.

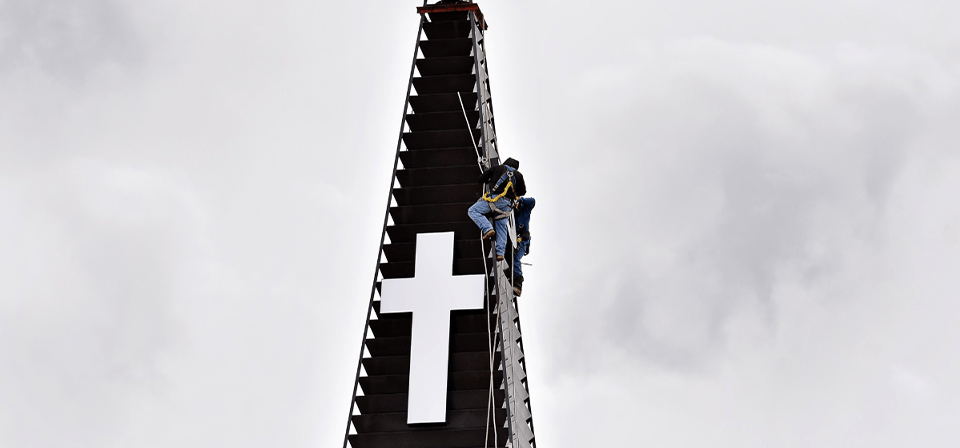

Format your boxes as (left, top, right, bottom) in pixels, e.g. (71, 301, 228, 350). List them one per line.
(504, 158, 520, 169)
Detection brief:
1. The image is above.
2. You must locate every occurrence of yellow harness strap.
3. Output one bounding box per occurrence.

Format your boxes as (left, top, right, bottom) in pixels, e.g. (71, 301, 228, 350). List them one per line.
(482, 181, 513, 202)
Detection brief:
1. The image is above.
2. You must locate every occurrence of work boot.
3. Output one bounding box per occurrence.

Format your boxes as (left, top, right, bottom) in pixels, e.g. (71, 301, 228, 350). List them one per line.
(496, 254, 504, 261)
(512, 275, 524, 296)
(482, 229, 496, 240)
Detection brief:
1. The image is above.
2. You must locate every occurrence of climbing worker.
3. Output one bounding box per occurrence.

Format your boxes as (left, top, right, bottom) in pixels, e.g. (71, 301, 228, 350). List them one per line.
(505, 196, 535, 296)
(467, 157, 526, 262)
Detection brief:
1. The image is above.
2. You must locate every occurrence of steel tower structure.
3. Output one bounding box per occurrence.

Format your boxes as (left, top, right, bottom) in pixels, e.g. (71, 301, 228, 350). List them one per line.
(343, 2, 537, 447)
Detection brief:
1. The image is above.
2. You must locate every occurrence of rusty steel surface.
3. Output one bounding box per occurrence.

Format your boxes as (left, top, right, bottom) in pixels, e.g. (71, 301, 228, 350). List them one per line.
(416, 2, 487, 30)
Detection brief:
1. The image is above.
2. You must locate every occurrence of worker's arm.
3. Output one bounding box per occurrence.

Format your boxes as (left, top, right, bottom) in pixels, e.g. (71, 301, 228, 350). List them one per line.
(514, 173, 527, 197)
(478, 167, 494, 184)
(520, 197, 535, 211)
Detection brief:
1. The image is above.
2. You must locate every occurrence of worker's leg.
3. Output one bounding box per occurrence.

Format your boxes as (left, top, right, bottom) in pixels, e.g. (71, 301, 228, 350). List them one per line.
(513, 240, 527, 277)
(493, 217, 508, 257)
(467, 199, 494, 234)
(503, 242, 515, 276)
(491, 198, 512, 257)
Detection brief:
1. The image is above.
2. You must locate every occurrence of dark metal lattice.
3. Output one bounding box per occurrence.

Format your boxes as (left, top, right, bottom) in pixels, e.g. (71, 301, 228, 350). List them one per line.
(343, 3, 536, 447)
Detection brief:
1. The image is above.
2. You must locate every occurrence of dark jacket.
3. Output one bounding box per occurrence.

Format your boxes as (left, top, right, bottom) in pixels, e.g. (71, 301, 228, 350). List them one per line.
(478, 157, 526, 200)
(515, 197, 535, 240)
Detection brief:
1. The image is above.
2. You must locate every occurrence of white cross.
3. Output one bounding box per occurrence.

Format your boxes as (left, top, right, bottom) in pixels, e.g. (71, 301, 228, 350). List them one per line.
(379, 232, 486, 424)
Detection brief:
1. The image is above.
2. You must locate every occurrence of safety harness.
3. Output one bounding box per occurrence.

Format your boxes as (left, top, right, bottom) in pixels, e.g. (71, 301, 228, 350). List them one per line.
(482, 166, 515, 220)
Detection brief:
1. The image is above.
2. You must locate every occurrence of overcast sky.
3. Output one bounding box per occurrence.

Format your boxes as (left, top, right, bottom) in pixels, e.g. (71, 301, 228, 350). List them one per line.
(2, 1, 959, 447)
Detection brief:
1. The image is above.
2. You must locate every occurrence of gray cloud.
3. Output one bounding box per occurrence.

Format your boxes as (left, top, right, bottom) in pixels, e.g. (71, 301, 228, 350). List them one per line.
(537, 38, 957, 374)
(0, 0, 142, 79)
(0, 162, 203, 446)
(2, 1, 960, 447)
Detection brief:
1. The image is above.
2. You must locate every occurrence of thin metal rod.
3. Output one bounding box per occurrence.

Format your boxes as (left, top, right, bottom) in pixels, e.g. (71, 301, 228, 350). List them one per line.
(480, 228, 495, 448)
(342, 14, 425, 448)
(496, 273, 515, 446)
(457, 92, 480, 157)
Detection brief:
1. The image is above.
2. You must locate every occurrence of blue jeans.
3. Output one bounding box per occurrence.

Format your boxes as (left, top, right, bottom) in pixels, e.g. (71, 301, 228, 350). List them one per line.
(513, 239, 529, 277)
(468, 198, 511, 256)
